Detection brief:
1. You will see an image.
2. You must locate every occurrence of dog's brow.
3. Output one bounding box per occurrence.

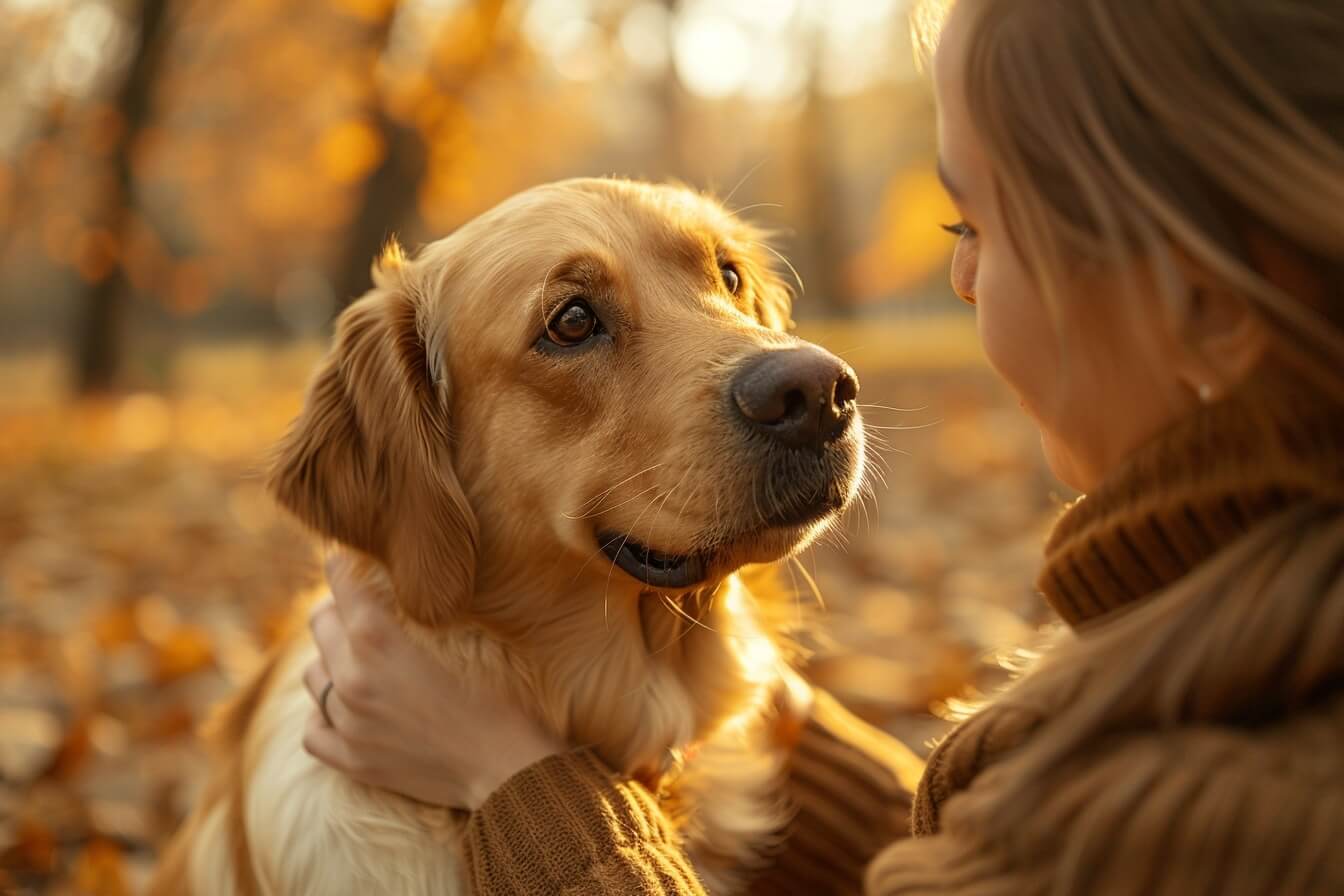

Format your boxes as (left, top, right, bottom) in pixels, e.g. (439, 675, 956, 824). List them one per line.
(534, 253, 614, 307)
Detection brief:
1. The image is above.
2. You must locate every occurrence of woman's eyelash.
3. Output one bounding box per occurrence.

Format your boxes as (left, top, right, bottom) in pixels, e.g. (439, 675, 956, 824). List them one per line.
(941, 222, 976, 238)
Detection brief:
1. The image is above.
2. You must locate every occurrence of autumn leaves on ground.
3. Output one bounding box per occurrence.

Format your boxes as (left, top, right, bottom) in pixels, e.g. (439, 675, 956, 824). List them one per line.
(0, 340, 1065, 894)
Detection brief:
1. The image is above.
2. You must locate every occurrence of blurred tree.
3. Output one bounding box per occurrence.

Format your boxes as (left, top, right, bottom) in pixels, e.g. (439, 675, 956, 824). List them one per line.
(72, 0, 173, 393)
(333, 0, 511, 307)
(798, 32, 851, 314)
(656, 0, 685, 178)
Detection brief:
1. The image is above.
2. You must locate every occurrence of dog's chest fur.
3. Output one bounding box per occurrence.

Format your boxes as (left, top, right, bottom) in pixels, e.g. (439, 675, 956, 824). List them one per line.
(187, 574, 789, 895)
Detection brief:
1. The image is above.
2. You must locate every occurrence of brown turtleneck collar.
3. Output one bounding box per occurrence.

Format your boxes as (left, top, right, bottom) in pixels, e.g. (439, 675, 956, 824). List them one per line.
(911, 372, 1344, 840)
(1037, 372, 1344, 628)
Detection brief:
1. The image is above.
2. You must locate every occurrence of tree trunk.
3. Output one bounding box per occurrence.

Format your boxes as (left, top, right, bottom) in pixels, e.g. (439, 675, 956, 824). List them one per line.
(73, 0, 172, 394)
(332, 110, 425, 307)
(333, 0, 508, 308)
(797, 35, 850, 315)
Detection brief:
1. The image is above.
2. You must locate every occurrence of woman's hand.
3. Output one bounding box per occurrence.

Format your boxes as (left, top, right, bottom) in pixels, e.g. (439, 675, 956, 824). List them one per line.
(301, 553, 566, 811)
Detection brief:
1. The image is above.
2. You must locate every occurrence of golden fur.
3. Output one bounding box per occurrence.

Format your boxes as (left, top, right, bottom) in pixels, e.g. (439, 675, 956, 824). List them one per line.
(151, 178, 866, 895)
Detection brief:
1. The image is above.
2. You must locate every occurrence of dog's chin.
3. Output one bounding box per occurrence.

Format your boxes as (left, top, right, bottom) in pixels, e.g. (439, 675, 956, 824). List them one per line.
(596, 497, 844, 592)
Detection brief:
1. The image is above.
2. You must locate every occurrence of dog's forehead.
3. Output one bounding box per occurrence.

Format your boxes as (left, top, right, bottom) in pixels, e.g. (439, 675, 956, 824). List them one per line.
(456, 186, 738, 289)
(523, 182, 739, 259)
(422, 181, 775, 348)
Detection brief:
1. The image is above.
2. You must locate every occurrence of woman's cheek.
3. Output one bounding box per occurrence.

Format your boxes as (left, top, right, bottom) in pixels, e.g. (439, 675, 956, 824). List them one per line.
(973, 253, 1058, 420)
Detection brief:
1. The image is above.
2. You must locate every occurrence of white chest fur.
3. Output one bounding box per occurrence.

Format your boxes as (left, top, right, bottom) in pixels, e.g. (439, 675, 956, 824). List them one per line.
(197, 641, 469, 896)
(188, 575, 788, 895)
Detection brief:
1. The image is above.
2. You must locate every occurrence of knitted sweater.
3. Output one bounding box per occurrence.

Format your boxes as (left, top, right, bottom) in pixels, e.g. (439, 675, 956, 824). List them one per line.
(464, 379, 1344, 895)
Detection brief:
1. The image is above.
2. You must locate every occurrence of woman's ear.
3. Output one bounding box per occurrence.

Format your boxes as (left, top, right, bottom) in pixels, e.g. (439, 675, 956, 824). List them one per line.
(268, 260, 478, 627)
(1173, 283, 1270, 402)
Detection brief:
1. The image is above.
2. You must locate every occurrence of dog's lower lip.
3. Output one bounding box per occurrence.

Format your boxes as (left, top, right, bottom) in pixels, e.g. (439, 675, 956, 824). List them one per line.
(598, 532, 707, 589)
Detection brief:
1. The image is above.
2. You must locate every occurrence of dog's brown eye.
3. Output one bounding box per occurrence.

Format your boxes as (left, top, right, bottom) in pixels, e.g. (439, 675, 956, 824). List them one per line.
(721, 263, 741, 295)
(546, 299, 600, 346)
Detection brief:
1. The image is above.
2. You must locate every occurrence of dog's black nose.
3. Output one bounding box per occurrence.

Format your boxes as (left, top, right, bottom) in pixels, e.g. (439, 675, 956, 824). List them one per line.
(732, 347, 859, 449)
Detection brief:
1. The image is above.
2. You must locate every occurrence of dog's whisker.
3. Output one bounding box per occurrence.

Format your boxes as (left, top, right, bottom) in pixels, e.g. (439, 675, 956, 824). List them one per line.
(863, 421, 944, 432)
(600, 483, 675, 625)
(563, 462, 666, 518)
(856, 484, 873, 534)
(790, 553, 826, 612)
(640, 462, 696, 548)
(858, 403, 930, 414)
(784, 550, 804, 630)
(640, 594, 709, 665)
(658, 592, 723, 638)
(730, 201, 784, 218)
(863, 437, 909, 462)
(536, 259, 566, 327)
(862, 442, 899, 469)
(673, 482, 703, 535)
(562, 482, 662, 520)
(752, 241, 805, 296)
(723, 156, 770, 207)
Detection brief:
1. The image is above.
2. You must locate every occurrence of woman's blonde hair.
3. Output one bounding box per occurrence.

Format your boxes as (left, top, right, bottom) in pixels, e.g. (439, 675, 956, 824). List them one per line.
(915, 0, 1344, 397)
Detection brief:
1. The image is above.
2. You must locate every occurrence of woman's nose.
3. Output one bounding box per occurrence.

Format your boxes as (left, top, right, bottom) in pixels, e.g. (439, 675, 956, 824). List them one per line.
(951, 244, 977, 305)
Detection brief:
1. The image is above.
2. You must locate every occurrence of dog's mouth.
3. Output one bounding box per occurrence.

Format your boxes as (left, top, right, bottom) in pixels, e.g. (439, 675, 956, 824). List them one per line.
(598, 532, 710, 590)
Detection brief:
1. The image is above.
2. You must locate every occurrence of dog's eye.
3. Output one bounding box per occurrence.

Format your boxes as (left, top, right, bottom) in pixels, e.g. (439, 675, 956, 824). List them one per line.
(721, 263, 741, 295)
(546, 299, 601, 346)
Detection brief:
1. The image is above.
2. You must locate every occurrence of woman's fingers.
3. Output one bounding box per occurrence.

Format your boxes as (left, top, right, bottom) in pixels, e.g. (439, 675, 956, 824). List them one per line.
(302, 707, 368, 780)
(323, 553, 397, 657)
(301, 656, 357, 733)
(310, 597, 379, 713)
(301, 656, 327, 705)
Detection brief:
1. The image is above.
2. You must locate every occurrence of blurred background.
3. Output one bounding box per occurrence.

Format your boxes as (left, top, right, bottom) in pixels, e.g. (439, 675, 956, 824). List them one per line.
(0, 0, 1070, 891)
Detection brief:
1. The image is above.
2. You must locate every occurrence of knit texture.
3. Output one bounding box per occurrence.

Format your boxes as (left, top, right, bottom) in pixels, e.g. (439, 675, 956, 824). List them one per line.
(1036, 376, 1344, 627)
(910, 378, 1344, 840)
(464, 372, 1344, 894)
(464, 690, 922, 895)
(464, 747, 705, 895)
(746, 689, 923, 895)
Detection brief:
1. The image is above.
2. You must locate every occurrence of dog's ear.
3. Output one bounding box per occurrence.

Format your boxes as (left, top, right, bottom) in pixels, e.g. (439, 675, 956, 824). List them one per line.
(268, 260, 477, 627)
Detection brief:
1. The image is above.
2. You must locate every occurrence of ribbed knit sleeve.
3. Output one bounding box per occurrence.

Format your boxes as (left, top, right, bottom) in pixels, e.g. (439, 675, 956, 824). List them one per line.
(463, 747, 707, 895)
(748, 688, 926, 895)
(866, 718, 1344, 895)
(464, 689, 925, 895)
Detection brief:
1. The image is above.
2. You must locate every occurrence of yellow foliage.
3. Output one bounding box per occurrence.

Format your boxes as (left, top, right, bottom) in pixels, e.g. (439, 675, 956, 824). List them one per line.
(71, 839, 130, 896)
(75, 229, 119, 284)
(317, 119, 386, 185)
(332, 0, 396, 25)
(169, 260, 212, 315)
(243, 161, 308, 227)
(847, 166, 960, 301)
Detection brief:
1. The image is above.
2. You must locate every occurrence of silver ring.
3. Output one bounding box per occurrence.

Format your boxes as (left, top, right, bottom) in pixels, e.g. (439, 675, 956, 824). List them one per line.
(319, 681, 335, 727)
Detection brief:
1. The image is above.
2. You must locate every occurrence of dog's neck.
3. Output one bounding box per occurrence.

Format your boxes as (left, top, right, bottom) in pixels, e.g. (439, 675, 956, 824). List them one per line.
(451, 568, 780, 778)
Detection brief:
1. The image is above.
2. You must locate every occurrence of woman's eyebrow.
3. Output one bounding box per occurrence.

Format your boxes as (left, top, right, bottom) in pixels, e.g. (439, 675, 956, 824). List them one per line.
(937, 158, 965, 200)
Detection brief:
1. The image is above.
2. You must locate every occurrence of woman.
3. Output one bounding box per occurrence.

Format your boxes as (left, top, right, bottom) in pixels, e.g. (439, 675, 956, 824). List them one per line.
(299, 0, 1344, 892)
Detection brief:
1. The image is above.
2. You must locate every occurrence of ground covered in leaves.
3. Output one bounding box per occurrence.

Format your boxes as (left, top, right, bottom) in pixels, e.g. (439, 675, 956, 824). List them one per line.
(0, 338, 1067, 894)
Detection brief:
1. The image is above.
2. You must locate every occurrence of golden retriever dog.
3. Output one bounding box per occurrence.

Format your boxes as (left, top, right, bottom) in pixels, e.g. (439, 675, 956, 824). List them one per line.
(151, 178, 865, 895)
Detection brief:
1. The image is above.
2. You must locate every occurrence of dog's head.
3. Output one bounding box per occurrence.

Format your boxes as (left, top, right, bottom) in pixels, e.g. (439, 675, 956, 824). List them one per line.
(270, 179, 863, 626)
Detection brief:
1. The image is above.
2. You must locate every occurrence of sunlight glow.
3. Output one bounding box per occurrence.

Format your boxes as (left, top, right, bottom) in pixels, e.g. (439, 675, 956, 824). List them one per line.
(525, 0, 914, 100)
(523, 0, 593, 53)
(617, 2, 671, 77)
(1, 0, 64, 10)
(672, 11, 752, 100)
(51, 1, 124, 97)
(551, 18, 607, 82)
(741, 36, 808, 102)
(733, 0, 800, 32)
